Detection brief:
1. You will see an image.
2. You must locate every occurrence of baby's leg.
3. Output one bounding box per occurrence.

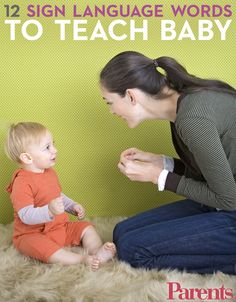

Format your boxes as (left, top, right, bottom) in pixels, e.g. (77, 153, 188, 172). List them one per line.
(48, 248, 100, 270)
(14, 232, 100, 270)
(81, 226, 116, 263)
(96, 242, 116, 263)
(81, 226, 103, 254)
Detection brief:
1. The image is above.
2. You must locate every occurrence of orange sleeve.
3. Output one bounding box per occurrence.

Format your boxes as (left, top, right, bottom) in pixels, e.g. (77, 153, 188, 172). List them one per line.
(10, 176, 35, 212)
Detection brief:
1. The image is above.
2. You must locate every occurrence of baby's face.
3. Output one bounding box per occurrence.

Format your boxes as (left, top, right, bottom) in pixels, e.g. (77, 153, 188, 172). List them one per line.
(26, 130, 57, 173)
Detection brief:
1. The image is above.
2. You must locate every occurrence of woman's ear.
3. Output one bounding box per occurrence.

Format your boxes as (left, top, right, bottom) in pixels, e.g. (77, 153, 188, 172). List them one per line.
(126, 89, 137, 105)
(19, 153, 32, 164)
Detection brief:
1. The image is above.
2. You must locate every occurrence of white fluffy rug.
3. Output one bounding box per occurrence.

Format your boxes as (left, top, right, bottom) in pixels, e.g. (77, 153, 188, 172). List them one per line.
(1, 217, 236, 302)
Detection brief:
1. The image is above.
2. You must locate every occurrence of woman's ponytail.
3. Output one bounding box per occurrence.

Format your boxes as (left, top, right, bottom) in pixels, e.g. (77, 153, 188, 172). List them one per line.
(155, 56, 236, 95)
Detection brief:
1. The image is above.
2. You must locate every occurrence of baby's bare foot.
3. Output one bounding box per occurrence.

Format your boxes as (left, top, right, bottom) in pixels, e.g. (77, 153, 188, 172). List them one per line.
(96, 242, 116, 263)
(85, 255, 101, 271)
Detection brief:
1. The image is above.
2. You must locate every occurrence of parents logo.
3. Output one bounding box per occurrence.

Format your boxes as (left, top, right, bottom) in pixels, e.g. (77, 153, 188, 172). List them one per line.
(167, 282, 235, 300)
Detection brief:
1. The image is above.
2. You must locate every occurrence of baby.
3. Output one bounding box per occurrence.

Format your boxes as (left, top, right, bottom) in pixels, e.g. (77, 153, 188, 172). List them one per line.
(5, 122, 116, 270)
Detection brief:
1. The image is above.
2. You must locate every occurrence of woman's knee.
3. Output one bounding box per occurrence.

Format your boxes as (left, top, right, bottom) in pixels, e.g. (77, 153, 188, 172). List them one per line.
(113, 220, 127, 243)
(115, 231, 142, 267)
(116, 235, 158, 269)
(115, 235, 131, 262)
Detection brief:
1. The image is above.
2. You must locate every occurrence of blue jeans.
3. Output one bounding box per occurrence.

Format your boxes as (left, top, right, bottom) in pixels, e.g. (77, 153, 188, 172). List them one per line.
(113, 199, 236, 274)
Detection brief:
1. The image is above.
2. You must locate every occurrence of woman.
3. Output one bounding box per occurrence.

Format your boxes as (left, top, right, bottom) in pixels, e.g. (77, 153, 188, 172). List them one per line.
(100, 51, 236, 275)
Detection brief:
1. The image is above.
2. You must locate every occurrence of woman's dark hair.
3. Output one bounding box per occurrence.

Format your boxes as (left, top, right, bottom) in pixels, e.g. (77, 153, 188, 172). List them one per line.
(100, 51, 236, 98)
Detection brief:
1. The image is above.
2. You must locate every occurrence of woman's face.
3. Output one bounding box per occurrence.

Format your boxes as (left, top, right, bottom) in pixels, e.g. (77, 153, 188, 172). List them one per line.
(101, 86, 142, 128)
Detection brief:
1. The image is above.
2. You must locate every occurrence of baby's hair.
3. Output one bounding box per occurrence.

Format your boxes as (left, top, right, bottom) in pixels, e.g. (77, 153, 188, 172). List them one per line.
(5, 122, 47, 163)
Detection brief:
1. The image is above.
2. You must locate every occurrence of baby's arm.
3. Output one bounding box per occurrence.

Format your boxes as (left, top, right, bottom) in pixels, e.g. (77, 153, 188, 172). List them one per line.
(18, 205, 53, 225)
(18, 193, 83, 224)
(62, 193, 85, 219)
(61, 193, 77, 214)
(18, 197, 64, 225)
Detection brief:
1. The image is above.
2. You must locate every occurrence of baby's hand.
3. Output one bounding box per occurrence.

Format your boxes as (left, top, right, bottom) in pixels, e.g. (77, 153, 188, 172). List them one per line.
(48, 196, 64, 216)
(73, 204, 85, 219)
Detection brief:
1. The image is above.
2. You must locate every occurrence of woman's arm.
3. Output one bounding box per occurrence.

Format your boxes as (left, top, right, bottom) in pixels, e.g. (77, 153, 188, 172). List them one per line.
(173, 158, 185, 175)
(168, 117, 236, 211)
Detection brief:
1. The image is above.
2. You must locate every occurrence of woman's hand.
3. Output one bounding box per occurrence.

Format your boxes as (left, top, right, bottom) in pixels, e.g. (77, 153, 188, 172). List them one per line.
(120, 148, 163, 164)
(118, 148, 164, 184)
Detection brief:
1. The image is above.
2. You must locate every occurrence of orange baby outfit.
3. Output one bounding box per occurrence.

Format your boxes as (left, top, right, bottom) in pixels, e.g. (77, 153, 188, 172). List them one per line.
(7, 168, 92, 262)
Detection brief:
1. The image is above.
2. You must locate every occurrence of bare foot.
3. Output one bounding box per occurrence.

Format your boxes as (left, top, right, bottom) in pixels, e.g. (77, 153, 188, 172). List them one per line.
(96, 242, 116, 264)
(84, 255, 101, 271)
